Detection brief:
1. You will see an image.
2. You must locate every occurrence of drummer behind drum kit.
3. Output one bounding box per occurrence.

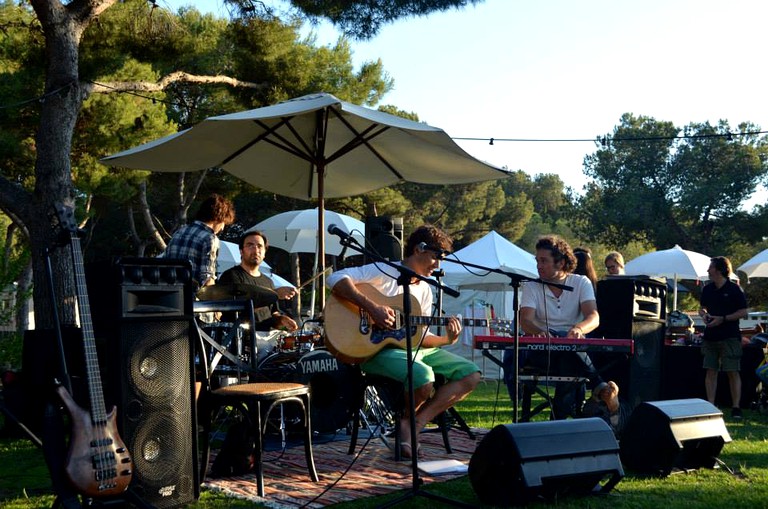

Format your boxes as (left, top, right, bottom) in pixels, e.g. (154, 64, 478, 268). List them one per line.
(197, 282, 358, 434)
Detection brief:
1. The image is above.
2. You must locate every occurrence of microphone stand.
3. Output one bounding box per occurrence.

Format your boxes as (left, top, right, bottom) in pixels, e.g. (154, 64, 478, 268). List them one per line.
(432, 269, 445, 336)
(332, 235, 471, 508)
(440, 256, 572, 423)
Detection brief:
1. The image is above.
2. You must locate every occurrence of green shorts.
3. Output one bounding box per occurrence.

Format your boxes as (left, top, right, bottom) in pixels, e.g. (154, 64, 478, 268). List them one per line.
(361, 347, 480, 388)
(702, 338, 742, 372)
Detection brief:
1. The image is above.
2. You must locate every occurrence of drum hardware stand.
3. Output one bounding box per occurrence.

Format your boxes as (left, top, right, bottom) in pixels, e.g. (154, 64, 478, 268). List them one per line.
(193, 299, 260, 380)
(439, 256, 570, 423)
(329, 232, 471, 508)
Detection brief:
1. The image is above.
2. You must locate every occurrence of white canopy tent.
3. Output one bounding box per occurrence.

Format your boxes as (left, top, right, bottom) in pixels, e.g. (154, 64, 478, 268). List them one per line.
(438, 231, 538, 379)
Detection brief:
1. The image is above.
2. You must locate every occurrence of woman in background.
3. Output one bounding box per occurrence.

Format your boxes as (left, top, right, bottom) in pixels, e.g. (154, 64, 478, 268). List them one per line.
(574, 247, 598, 290)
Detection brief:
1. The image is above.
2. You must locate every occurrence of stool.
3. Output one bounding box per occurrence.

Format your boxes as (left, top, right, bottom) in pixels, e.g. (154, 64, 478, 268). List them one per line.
(199, 382, 318, 496)
(348, 372, 474, 460)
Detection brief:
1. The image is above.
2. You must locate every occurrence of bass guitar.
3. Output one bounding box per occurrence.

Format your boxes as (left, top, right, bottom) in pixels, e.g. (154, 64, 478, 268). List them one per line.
(324, 283, 512, 363)
(54, 205, 133, 497)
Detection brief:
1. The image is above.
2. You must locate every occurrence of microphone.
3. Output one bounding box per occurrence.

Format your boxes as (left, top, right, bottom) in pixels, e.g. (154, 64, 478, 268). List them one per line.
(327, 223, 352, 241)
(418, 242, 451, 259)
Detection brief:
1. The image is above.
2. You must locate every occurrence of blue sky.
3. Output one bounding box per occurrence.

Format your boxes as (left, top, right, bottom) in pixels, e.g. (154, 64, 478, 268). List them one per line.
(160, 0, 768, 206)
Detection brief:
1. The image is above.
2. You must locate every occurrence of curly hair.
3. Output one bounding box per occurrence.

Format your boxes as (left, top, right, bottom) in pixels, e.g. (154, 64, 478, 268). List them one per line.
(535, 235, 576, 273)
(404, 224, 453, 257)
(195, 193, 235, 225)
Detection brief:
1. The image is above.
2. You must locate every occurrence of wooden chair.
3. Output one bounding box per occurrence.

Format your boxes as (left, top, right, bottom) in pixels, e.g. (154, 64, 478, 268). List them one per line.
(194, 299, 318, 496)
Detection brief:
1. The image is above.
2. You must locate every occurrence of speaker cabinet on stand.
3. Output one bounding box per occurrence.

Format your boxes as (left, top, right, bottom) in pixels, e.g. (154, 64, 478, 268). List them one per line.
(364, 216, 403, 263)
(620, 398, 732, 476)
(468, 418, 623, 506)
(88, 258, 199, 508)
(594, 276, 667, 408)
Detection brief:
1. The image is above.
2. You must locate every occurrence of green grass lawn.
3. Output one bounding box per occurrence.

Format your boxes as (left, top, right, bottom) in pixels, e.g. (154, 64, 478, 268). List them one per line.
(2, 379, 768, 508)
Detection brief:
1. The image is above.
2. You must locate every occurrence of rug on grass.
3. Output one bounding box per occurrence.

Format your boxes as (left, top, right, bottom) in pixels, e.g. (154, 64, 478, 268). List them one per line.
(202, 426, 488, 508)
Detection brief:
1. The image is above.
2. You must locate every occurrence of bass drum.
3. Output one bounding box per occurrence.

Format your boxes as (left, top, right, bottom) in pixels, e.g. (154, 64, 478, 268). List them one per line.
(257, 348, 360, 433)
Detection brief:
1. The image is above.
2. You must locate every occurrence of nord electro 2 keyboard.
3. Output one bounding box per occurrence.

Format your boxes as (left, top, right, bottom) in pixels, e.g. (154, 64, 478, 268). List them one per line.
(474, 335, 634, 354)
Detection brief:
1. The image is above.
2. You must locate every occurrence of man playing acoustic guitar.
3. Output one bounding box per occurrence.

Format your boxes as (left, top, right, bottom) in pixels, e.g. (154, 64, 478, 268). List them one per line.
(326, 225, 481, 459)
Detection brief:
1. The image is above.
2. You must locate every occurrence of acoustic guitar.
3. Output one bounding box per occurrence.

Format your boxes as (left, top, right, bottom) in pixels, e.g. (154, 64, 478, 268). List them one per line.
(54, 205, 133, 497)
(324, 283, 513, 363)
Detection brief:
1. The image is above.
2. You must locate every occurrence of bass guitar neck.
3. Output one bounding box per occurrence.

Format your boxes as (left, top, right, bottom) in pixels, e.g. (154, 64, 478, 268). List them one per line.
(54, 204, 133, 497)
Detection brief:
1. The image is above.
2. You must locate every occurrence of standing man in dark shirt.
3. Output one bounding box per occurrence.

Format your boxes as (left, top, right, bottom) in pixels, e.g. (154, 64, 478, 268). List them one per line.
(218, 231, 298, 332)
(165, 193, 236, 289)
(698, 256, 748, 419)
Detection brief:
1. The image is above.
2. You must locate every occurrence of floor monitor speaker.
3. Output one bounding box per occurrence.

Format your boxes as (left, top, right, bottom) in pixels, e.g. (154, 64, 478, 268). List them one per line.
(620, 398, 732, 476)
(468, 418, 623, 506)
(89, 258, 199, 508)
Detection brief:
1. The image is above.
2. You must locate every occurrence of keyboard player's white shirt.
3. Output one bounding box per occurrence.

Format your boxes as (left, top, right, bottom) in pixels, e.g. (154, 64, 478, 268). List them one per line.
(520, 274, 595, 334)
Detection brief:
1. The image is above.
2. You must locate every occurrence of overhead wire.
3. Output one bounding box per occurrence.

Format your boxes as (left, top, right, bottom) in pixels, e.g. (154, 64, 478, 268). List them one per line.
(1, 80, 767, 144)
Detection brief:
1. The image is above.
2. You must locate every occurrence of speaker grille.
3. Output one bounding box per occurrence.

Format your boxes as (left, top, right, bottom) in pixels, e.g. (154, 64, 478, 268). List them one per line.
(126, 322, 189, 402)
(120, 318, 197, 508)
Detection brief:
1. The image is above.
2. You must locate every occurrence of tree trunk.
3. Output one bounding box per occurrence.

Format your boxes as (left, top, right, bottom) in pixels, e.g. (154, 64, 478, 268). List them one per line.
(27, 0, 109, 329)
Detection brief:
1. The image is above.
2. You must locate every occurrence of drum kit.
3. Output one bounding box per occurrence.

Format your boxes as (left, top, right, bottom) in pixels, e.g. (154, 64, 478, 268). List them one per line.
(196, 282, 358, 433)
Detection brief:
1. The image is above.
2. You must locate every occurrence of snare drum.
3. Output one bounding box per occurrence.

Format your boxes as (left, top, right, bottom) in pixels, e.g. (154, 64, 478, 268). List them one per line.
(278, 331, 323, 354)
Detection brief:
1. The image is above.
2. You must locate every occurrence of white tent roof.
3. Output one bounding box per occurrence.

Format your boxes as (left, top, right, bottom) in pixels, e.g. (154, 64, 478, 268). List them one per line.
(442, 231, 537, 288)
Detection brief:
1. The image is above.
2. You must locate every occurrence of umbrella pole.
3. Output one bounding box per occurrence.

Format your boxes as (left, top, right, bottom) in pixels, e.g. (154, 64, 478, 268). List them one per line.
(673, 273, 678, 311)
(309, 255, 318, 319)
(317, 162, 326, 318)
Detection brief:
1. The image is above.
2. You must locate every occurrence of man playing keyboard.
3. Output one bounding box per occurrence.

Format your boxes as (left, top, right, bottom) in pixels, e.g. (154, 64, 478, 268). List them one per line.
(503, 235, 619, 421)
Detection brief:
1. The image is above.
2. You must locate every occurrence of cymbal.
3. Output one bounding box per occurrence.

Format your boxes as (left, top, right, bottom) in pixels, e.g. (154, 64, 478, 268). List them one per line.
(197, 283, 278, 306)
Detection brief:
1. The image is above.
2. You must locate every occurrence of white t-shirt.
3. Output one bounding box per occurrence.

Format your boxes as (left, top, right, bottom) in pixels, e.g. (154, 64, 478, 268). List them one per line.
(326, 262, 435, 319)
(520, 274, 595, 333)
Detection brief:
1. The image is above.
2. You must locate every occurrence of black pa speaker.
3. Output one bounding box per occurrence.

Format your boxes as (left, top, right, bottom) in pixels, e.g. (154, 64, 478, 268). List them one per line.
(364, 216, 403, 262)
(595, 276, 667, 323)
(594, 276, 667, 408)
(620, 398, 732, 476)
(89, 258, 199, 508)
(468, 418, 623, 506)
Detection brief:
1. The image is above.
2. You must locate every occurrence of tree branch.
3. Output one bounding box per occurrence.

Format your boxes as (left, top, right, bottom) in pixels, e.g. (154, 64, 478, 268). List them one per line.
(0, 176, 33, 238)
(138, 181, 166, 251)
(84, 72, 268, 94)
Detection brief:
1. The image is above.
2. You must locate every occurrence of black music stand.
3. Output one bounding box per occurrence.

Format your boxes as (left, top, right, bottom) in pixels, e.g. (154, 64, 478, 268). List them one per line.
(439, 256, 571, 423)
(332, 234, 472, 508)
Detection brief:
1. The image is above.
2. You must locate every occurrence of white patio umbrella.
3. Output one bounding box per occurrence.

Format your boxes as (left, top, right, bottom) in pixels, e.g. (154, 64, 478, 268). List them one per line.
(250, 208, 364, 257)
(251, 208, 365, 314)
(624, 244, 712, 310)
(102, 92, 508, 312)
(216, 240, 241, 274)
(738, 248, 768, 279)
